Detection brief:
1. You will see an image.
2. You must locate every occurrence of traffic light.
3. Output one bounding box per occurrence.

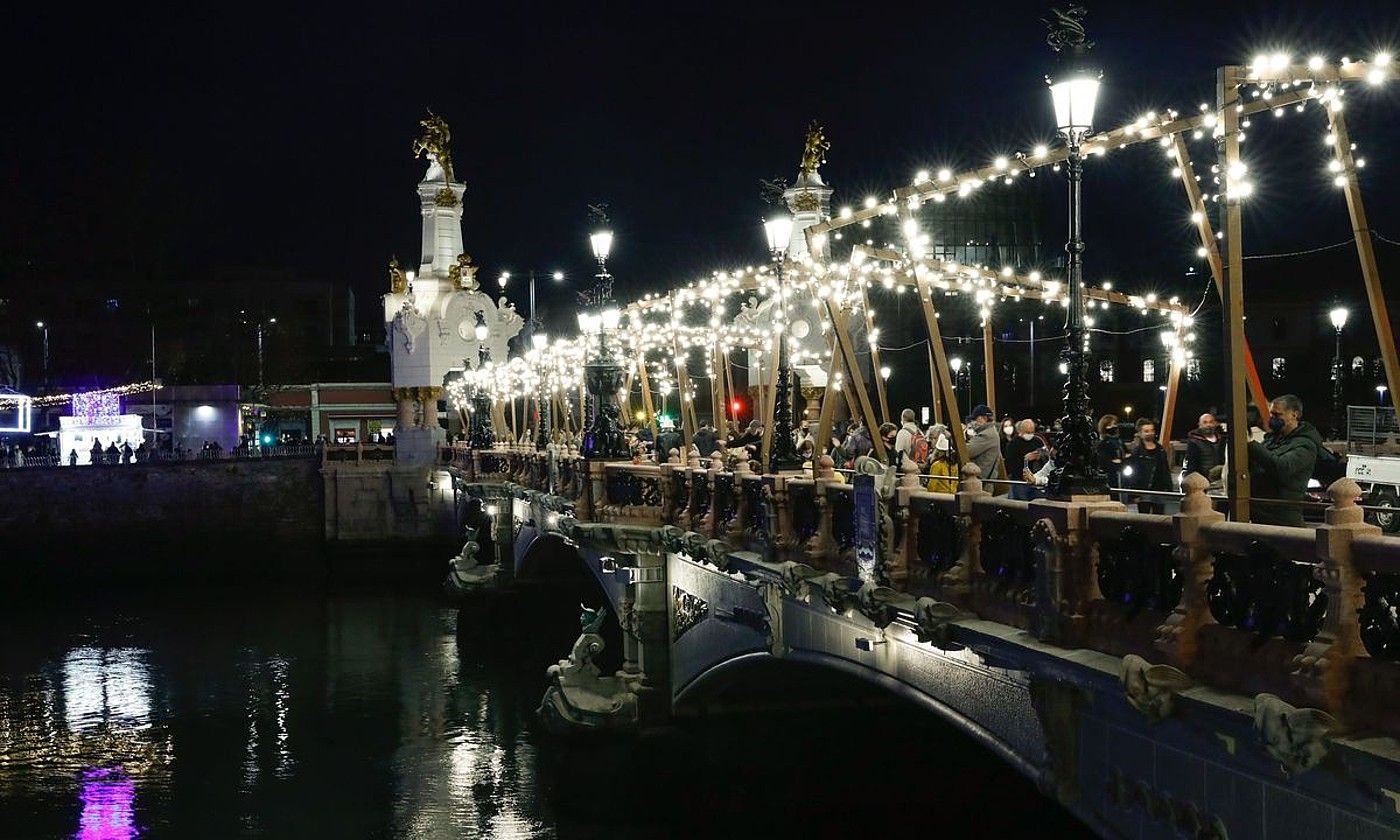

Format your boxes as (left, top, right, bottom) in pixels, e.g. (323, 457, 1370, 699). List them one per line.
(731, 399, 743, 415)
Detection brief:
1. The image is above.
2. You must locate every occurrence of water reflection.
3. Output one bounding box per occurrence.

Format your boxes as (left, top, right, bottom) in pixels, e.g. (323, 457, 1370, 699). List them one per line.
(62, 648, 153, 733)
(76, 766, 138, 840)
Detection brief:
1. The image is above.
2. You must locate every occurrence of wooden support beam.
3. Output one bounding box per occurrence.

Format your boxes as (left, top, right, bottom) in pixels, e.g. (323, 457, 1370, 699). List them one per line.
(815, 352, 843, 461)
(912, 268, 969, 464)
(712, 342, 727, 433)
(1172, 133, 1268, 408)
(672, 343, 696, 455)
(861, 284, 891, 424)
(982, 317, 997, 421)
(826, 302, 887, 460)
(929, 344, 943, 426)
(724, 347, 738, 430)
(636, 357, 658, 439)
(1218, 66, 1251, 523)
(1162, 343, 1183, 443)
(1329, 107, 1400, 405)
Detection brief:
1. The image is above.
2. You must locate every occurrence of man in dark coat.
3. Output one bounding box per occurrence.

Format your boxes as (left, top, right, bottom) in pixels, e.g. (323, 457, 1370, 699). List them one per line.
(1248, 394, 1322, 527)
(1184, 412, 1226, 483)
(692, 423, 718, 459)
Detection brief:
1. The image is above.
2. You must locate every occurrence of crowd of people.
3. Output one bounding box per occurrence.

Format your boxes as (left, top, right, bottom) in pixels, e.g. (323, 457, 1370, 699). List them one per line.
(615, 392, 1334, 526)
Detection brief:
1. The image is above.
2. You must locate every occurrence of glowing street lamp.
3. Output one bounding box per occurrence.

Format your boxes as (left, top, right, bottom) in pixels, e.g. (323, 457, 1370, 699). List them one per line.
(1044, 6, 1108, 498)
(1330, 306, 1350, 437)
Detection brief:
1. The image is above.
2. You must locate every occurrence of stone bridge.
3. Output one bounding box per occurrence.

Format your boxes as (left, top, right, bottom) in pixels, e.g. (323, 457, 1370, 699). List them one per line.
(446, 444, 1400, 839)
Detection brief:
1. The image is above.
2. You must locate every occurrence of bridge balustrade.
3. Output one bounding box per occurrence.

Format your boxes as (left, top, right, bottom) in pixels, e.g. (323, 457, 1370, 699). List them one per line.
(449, 446, 1400, 739)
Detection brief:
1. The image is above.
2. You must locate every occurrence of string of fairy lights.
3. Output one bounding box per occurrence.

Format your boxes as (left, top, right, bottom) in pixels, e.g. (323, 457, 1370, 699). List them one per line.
(441, 52, 1391, 422)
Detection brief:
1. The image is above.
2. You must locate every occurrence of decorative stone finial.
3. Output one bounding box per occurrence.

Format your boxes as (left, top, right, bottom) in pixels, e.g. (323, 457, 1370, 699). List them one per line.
(1326, 477, 1365, 525)
(899, 453, 921, 488)
(959, 462, 983, 494)
(1179, 471, 1211, 514)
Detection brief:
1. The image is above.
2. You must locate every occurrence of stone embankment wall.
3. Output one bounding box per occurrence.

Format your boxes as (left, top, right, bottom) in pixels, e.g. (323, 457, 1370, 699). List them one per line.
(0, 457, 324, 542)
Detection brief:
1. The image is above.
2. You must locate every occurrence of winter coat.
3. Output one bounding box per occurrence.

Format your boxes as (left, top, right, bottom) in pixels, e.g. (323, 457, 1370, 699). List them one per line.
(1096, 435, 1125, 485)
(926, 458, 959, 494)
(966, 422, 1003, 481)
(692, 429, 717, 459)
(1184, 430, 1225, 480)
(1124, 443, 1171, 492)
(1248, 421, 1323, 527)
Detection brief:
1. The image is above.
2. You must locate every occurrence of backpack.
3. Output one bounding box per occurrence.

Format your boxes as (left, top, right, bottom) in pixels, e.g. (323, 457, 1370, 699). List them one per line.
(909, 429, 929, 464)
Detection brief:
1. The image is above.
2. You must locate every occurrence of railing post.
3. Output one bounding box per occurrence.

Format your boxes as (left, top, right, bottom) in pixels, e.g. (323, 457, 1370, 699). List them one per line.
(890, 458, 922, 586)
(1155, 472, 1225, 668)
(945, 464, 990, 591)
(1292, 478, 1379, 719)
(807, 458, 837, 568)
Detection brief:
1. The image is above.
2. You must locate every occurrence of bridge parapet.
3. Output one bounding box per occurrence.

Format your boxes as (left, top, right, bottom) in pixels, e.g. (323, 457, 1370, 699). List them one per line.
(450, 444, 1400, 741)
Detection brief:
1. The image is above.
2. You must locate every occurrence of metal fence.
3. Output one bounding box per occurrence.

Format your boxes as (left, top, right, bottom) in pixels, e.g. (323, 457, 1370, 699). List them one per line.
(1348, 405, 1400, 446)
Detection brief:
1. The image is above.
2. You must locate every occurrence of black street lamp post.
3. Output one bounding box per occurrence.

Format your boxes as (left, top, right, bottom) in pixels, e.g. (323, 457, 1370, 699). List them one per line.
(580, 224, 630, 461)
(1045, 8, 1109, 498)
(764, 213, 803, 472)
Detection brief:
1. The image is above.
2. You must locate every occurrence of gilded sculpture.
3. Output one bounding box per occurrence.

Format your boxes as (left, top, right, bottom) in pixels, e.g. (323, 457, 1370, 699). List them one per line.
(388, 255, 407, 294)
(447, 253, 478, 291)
(800, 120, 829, 173)
(413, 111, 456, 182)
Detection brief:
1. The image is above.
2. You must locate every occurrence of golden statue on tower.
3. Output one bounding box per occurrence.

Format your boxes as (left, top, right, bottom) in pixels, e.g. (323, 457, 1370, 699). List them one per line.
(388, 255, 407, 294)
(413, 112, 456, 183)
(800, 120, 829, 174)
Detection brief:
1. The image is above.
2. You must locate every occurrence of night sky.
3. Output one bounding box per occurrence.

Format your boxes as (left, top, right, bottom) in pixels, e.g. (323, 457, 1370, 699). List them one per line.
(5, 0, 1400, 335)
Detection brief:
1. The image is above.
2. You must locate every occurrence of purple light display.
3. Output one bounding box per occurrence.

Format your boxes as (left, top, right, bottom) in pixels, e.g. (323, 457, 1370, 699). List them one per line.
(76, 766, 140, 840)
(71, 392, 122, 426)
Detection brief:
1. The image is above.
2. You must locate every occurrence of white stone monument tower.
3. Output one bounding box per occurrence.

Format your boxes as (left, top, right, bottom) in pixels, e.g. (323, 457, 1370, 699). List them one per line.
(384, 113, 523, 464)
(739, 123, 836, 413)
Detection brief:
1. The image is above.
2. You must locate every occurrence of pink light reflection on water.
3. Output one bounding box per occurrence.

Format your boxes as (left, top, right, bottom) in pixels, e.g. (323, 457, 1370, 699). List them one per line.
(76, 766, 142, 840)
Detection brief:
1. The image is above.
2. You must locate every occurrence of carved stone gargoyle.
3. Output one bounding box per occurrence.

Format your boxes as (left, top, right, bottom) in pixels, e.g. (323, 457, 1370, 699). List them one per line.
(777, 560, 824, 600)
(913, 597, 964, 649)
(1120, 654, 1194, 723)
(857, 584, 918, 630)
(818, 575, 862, 614)
(1252, 693, 1339, 777)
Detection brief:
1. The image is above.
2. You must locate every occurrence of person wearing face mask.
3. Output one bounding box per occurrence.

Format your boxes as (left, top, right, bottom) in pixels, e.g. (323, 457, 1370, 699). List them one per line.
(1248, 394, 1323, 527)
(965, 404, 1003, 483)
(1001, 418, 1016, 442)
(1184, 412, 1226, 486)
(1123, 418, 1172, 513)
(1005, 419, 1044, 500)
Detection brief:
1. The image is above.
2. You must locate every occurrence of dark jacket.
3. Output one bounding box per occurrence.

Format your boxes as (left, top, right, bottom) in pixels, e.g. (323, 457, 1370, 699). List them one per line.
(1096, 435, 1124, 483)
(1005, 434, 1043, 476)
(655, 429, 682, 459)
(693, 429, 717, 458)
(1124, 443, 1171, 492)
(1248, 421, 1323, 527)
(1184, 430, 1225, 480)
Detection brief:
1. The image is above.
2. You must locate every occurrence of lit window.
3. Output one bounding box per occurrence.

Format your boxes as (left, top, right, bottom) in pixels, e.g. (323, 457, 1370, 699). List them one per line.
(1186, 359, 1202, 381)
(1142, 360, 1155, 383)
(1099, 360, 1114, 383)
(1272, 357, 1286, 379)
(1353, 356, 1366, 375)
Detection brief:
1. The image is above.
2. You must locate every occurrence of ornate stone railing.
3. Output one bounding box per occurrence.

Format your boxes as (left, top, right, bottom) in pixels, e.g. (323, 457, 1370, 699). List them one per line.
(449, 445, 1400, 738)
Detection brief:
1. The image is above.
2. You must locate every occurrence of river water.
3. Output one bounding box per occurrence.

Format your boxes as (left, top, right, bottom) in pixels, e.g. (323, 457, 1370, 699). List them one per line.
(0, 584, 1087, 838)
